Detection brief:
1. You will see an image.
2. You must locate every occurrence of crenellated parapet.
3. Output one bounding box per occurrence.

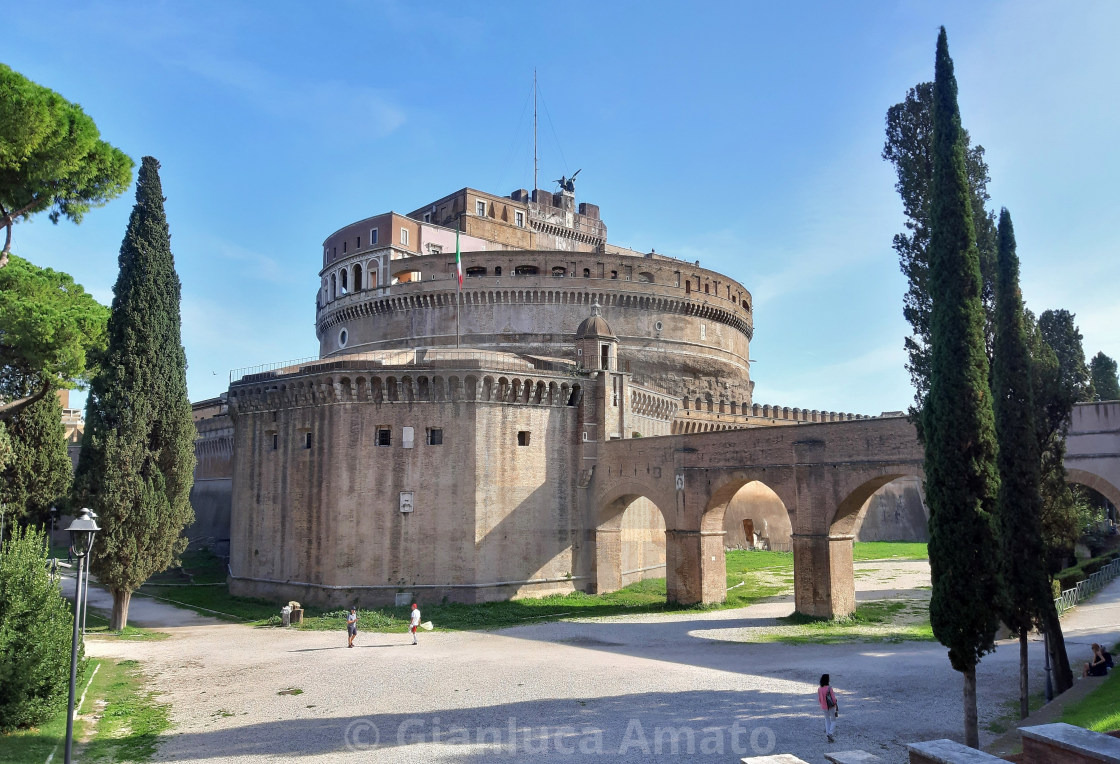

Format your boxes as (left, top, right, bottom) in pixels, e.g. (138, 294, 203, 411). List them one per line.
(228, 351, 586, 415)
(672, 401, 875, 434)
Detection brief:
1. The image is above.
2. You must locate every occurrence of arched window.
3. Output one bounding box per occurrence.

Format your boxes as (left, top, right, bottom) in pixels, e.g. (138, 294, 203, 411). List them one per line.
(352, 264, 363, 291)
(340, 269, 348, 293)
(494, 266, 502, 276)
(583, 268, 590, 278)
(331, 273, 337, 299)
(638, 271, 654, 283)
(514, 265, 538, 276)
(466, 266, 486, 278)
(552, 266, 566, 278)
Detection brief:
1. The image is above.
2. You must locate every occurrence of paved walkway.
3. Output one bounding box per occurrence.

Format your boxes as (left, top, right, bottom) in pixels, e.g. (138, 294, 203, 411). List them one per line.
(80, 564, 1120, 763)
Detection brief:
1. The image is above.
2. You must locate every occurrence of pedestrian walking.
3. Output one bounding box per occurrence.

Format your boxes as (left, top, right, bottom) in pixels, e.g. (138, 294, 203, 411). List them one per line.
(346, 607, 358, 648)
(410, 603, 421, 645)
(818, 673, 839, 742)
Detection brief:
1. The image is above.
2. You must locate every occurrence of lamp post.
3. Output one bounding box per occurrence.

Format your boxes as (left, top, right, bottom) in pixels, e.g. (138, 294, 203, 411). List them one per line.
(80, 510, 98, 636)
(64, 508, 99, 764)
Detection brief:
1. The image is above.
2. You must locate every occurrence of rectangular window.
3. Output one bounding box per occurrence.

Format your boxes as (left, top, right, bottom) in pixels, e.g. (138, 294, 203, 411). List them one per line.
(427, 428, 443, 445)
(423, 212, 431, 223)
(370, 228, 378, 245)
(343, 241, 347, 253)
(428, 244, 443, 255)
(400, 228, 409, 246)
(357, 236, 361, 248)
(376, 427, 391, 446)
(517, 431, 531, 446)
(476, 200, 486, 216)
(515, 211, 524, 227)
(304, 432, 312, 449)
(402, 426, 414, 449)
(272, 433, 278, 450)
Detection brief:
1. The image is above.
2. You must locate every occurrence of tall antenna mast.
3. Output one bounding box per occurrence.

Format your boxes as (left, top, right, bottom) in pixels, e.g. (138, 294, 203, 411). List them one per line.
(533, 69, 538, 192)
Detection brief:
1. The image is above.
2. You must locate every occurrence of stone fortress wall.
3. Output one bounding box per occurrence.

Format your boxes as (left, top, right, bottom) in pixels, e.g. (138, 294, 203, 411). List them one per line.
(226, 350, 593, 606)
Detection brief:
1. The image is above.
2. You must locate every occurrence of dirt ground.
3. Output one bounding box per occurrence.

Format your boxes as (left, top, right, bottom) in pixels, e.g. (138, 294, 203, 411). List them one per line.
(83, 559, 1120, 763)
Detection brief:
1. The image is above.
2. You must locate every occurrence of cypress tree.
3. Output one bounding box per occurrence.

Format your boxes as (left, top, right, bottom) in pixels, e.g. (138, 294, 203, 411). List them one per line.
(0, 392, 72, 525)
(75, 157, 196, 630)
(923, 28, 1001, 748)
(991, 209, 1052, 718)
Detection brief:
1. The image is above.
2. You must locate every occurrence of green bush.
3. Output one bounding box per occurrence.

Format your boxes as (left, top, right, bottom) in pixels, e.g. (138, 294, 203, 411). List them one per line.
(0, 525, 81, 732)
(1052, 579, 1062, 599)
(1058, 572, 1083, 592)
(1084, 560, 1105, 576)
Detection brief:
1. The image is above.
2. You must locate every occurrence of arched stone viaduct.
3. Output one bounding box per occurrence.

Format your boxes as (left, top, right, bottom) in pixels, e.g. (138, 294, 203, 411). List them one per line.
(1066, 401, 1120, 511)
(593, 401, 1120, 619)
(594, 415, 925, 618)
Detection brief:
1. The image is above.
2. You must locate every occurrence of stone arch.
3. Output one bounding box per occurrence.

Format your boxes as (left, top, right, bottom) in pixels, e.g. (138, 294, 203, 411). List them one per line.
(595, 486, 672, 597)
(352, 263, 363, 291)
(1066, 468, 1120, 514)
(533, 381, 545, 404)
(830, 469, 924, 537)
(371, 376, 384, 404)
(417, 376, 430, 401)
(465, 375, 478, 400)
(482, 376, 495, 402)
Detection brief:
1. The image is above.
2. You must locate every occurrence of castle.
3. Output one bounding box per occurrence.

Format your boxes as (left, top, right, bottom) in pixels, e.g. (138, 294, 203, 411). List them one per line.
(189, 182, 924, 609)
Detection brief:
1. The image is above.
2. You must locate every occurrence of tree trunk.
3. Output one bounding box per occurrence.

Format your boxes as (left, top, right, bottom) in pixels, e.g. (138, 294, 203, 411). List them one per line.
(0, 379, 53, 421)
(1041, 605, 1074, 693)
(111, 589, 132, 630)
(963, 667, 979, 748)
(1019, 627, 1030, 719)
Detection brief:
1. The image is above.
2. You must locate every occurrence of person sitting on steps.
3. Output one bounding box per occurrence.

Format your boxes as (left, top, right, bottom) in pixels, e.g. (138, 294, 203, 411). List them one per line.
(1083, 643, 1109, 677)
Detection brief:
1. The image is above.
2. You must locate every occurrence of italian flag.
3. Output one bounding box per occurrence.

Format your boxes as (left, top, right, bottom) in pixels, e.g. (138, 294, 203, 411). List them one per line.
(455, 227, 462, 288)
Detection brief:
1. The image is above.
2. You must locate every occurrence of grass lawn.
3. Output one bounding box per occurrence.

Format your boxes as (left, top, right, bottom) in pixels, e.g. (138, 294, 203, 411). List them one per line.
(853, 542, 928, 561)
(122, 544, 928, 634)
(77, 658, 171, 762)
(1061, 645, 1120, 733)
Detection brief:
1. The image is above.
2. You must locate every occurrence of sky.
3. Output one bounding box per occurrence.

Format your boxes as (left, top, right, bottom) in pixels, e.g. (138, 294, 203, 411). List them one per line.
(6, 1, 1119, 417)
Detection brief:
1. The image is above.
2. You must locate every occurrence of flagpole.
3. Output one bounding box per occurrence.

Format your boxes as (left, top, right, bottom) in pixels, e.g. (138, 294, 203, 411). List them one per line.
(455, 217, 461, 349)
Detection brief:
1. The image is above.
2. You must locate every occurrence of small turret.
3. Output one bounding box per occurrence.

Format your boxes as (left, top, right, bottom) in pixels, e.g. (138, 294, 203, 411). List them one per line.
(576, 302, 617, 371)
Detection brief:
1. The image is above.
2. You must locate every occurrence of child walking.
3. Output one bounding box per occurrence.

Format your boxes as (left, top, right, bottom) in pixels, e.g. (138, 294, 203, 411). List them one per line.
(346, 607, 358, 648)
(410, 603, 421, 645)
(818, 674, 839, 742)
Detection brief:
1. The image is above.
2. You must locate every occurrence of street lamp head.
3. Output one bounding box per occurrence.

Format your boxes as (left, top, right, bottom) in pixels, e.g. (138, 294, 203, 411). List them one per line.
(66, 508, 100, 559)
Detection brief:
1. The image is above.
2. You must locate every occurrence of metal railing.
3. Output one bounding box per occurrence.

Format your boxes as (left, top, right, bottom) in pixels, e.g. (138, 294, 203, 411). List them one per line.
(1054, 559, 1120, 616)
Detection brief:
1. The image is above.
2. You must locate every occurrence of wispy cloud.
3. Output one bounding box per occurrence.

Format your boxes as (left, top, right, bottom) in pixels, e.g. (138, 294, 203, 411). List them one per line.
(198, 235, 302, 286)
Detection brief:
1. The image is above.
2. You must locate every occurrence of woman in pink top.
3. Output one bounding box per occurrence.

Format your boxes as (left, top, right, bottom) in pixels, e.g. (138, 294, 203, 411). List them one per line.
(818, 674, 838, 742)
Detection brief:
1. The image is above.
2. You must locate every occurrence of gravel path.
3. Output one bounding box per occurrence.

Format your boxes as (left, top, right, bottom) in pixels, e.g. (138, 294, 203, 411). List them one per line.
(83, 560, 1120, 763)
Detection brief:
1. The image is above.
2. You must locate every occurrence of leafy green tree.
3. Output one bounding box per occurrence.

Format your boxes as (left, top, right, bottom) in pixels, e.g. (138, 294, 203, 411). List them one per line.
(0, 254, 109, 420)
(923, 28, 1001, 749)
(0, 392, 72, 526)
(0, 423, 10, 473)
(0, 63, 133, 267)
(75, 157, 196, 630)
(1089, 352, 1120, 401)
(990, 209, 1057, 718)
(1038, 309, 1092, 404)
(0, 525, 80, 732)
(883, 81, 998, 433)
